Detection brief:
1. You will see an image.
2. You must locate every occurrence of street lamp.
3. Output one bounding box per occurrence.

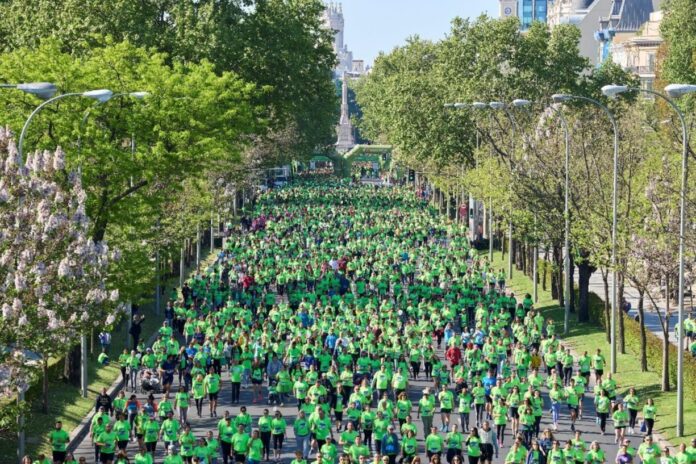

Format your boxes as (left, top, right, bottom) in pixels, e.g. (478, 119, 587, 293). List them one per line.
(489, 101, 518, 280)
(510, 99, 541, 302)
(602, 82, 696, 437)
(468, 102, 495, 260)
(553, 92, 620, 374)
(543, 100, 572, 335)
(0, 82, 58, 100)
(18, 89, 114, 164)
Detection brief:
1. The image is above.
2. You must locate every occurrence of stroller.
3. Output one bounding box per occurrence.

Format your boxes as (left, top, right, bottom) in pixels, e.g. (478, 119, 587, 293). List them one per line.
(139, 369, 162, 394)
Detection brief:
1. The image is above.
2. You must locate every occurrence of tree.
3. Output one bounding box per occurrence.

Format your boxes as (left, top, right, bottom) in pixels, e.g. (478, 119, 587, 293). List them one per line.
(0, 0, 339, 162)
(0, 129, 121, 412)
(0, 40, 259, 302)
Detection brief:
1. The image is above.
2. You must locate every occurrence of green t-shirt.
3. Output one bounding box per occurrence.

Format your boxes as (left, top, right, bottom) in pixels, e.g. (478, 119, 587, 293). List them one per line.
(50, 429, 70, 452)
(163, 455, 184, 464)
(425, 434, 444, 453)
(97, 430, 118, 454)
(232, 432, 251, 453)
(249, 438, 264, 460)
(466, 437, 481, 457)
(294, 418, 309, 437)
(134, 454, 154, 464)
(271, 417, 287, 435)
(259, 415, 272, 433)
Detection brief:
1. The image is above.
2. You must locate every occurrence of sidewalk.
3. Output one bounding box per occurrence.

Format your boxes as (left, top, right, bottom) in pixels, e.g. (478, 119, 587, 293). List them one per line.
(575, 268, 695, 347)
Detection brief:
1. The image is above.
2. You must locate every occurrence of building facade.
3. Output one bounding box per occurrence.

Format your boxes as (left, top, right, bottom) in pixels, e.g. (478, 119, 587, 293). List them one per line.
(322, 2, 360, 153)
(500, 0, 613, 65)
(322, 2, 367, 78)
(520, 0, 549, 30)
(598, 8, 663, 91)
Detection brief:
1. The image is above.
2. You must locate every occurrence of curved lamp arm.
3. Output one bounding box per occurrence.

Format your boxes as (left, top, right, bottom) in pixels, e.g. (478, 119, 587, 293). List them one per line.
(18, 93, 83, 164)
(18, 89, 114, 165)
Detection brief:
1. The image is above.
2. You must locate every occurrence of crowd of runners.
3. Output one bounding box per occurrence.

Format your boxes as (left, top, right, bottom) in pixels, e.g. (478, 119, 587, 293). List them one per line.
(37, 178, 696, 464)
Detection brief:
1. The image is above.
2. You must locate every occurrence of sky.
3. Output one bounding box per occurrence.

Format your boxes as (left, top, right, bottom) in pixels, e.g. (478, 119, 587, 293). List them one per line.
(339, 0, 499, 66)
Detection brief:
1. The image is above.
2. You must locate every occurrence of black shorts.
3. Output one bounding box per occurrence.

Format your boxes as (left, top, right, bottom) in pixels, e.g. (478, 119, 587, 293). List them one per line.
(52, 451, 66, 463)
(252, 378, 263, 385)
(145, 442, 157, 452)
(485, 395, 492, 404)
(510, 407, 519, 418)
(595, 369, 604, 376)
(480, 443, 494, 461)
(209, 392, 219, 401)
(234, 453, 247, 463)
(100, 452, 115, 463)
(136, 433, 144, 439)
(568, 405, 578, 414)
(334, 411, 343, 421)
(441, 408, 452, 414)
(117, 440, 128, 450)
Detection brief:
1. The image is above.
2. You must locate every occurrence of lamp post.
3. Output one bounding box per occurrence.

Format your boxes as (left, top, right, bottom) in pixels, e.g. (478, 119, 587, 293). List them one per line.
(489, 101, 518, 280)
(18, 89, 114, 164)
(510, 99, 539, 302)
(602, 82, 696, 437)
(445, 102, 480, 241)
(467, 102, 495, 261)
(552, 93, 619, 374)
(545, 102, 572, 335)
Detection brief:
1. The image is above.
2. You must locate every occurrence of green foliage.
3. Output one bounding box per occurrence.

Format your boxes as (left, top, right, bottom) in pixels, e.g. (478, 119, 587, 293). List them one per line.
(0, 40, 258, 301)
(0, 0, 339, 160)
(661, 0, 696, 86)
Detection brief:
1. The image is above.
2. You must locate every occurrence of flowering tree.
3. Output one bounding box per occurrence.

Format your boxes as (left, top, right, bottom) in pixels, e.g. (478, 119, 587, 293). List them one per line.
(626, 153, 695, 391)
(0, 128, 122, 414)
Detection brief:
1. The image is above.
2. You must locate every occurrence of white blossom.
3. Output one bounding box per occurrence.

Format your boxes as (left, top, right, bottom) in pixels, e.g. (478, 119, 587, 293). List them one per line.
(13, 273, 27, 292)
(2, 303, 13, 319)
(53, 147, 66, 171)
(109, 289, 119, 302)
(58, 258, 71, 278)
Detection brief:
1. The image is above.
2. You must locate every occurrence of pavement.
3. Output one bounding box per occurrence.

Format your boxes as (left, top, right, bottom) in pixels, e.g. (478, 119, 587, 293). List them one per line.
(575, 268, 695, 348)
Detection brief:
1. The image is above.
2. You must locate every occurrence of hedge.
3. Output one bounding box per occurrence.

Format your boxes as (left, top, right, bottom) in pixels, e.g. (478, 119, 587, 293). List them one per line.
(582, 288, 696, 401)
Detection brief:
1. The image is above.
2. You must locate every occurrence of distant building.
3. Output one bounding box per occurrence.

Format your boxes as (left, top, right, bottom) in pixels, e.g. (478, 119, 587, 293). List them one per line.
(546, 0, 613, 65)
(322, 2, 362, 153)
(322, 2, 366, 78)
(499, 0, 612, 65)
(520, 0, 549, 30)
(499, 0, 519, 19)
(352, 60, 365, 75)
(597, 8, 663, 91)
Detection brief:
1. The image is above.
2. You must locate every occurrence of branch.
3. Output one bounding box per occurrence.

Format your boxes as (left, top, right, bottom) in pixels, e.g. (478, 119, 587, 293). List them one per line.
(108, 179, 148, 207)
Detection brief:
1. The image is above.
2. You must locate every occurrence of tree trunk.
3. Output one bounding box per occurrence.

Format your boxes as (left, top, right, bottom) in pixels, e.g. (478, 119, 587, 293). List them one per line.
(577, 258, 594, 323)
(601, 268, 611, 342)
(618, 271, 626, 355)
(662, 276, 671, 392)
(42, 357, 49, 414)
(637, 287, 648, 372)
(551, 245, 561, 301)
(569, 252, 576, 313)
(542, 247, 549, 292)
(551, 244, 564, 304)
